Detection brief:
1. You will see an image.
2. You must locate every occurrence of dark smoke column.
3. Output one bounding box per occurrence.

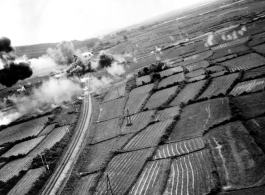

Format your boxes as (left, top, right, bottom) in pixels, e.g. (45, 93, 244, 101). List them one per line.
(0, 37, 33, 87)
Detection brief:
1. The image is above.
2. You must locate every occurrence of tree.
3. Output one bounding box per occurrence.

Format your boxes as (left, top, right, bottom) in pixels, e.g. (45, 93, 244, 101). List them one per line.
(123, 35, 128, 41)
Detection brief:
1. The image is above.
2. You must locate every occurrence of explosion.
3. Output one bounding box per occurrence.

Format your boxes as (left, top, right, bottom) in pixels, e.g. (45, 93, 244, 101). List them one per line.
(0, 77, 82, 125)
(47, 41, 75, 65)
(0, 37, 33, 87)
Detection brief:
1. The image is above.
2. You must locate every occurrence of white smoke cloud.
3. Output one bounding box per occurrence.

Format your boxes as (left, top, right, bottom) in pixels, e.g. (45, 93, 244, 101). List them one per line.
(0, 112, 21, 126)
(0, 59, 4, 69)
(47, 41, 75, 65)
(89, 51, 127, 77)
(205, 33, 215, 47)
(205, 25, 248, 47)
(106, 61, 125, 77)
(0, 77, 82, 125)
(87, 75, 113, 93)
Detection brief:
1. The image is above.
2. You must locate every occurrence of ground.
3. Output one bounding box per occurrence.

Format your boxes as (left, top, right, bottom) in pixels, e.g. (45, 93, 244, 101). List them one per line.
(2, 0, 265, 194)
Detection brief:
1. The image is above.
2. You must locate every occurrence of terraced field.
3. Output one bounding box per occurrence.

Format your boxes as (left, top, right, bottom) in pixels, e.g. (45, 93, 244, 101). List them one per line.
(0, 157, 33, 182)
(168, 98, 232, 142)
(121, 110, 155, 134)
(0, 115, 50, 146)
(128, 159, 171, 195)
(242, 66, 265, 80)
(1, 136, 45, 158)
(92, 118, 121, 143)
(159, 67, 183, 77)
(229, 77, 265, 96)
(7, 167, 46, 195)
(198, 73, 239, 99)
(97, 97, 125, 122)
(0, 126, 68, 183)
(163, 149, 218, 195)
(103, 82, 125, 102)
(144, 86, 178, 110)
(79, 134, 134, 174)
(126, 83, 154, 114)
(136, 75, 151, 86)
(153, 137, 205, 160)
(155, 105, 181, 121)
(158, 73, 184, 89)
(94, 148, 155, 195)
(72, 173, 100, 195)
(206, 121, 265, 190)
(170, 80, 207, 106)
(232, 91, 265, 119)
(185, 69, 206, 78)
(123, 119, 173, 151)
(221, 53, 265, 72)
(59, 2, 265, 195)
(185, 61, 210, 72)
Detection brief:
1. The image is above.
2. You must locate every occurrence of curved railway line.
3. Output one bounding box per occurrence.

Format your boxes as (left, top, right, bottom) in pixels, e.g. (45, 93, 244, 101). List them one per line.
(40, 92, 92, 195)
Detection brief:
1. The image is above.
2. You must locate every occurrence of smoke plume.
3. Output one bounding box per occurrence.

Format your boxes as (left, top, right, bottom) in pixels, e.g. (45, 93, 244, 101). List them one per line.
(0, 77, 82, 125)
(47, 41, 75, 65)
(0, 37, 13, 53)
(0, 62, 33, 87)
(106, 61, 125, 77)
(87, 75, 113, 93)
(90, 51, 126, 77)
(0, 37, 33, 87)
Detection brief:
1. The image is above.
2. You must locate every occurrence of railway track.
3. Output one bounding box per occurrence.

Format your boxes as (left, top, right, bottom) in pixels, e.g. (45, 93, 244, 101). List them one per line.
(40, 92, 92, 195)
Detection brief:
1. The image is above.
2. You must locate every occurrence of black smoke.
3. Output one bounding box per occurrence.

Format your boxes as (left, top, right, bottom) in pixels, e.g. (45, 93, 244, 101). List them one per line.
(98, 53, 114, 69)
(0, 62, 33, 87)
(0, 37, 33, 87)
(0, 37, 14, 53)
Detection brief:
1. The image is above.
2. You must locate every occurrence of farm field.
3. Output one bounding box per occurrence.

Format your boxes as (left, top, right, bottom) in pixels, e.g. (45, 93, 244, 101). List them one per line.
(242, 66, 265, 80)
(125, 83, 154, 114)
(5, 0, 265, 194)
(136, 75, 151, 86)
(168, 98, 232, 142)
(229, 77, 265, 96)
(93, 148, 155, 195)
(185, 60, 210, 71)
(0, 115, 50, 146)
(121, 110, 155, 134)
(155, 105, 181, 121)
(159, 66, 183, 77)
(198, 73, 239, 99)
(79, 134, 133, 174)
(158, 73, 184, 89)
(7, 167, 46, 195)
(153, 137, 205, 160)
(1, 136, 45, 158)
(245, 116, 265, 152)
(206, 121, 265, 190)
(128, 159, 171, 195)
(65, 1, 265, 194)
(123, 119, 173, 151)
(97, 97, 125, 122)
(144, 86, 178, 110)
(91, 117, 121, 144)
(232, 91, 265, 119)
(103, 82, 126, 102)
(221, 53, 265, 72)
(170, 80, 207, 106)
